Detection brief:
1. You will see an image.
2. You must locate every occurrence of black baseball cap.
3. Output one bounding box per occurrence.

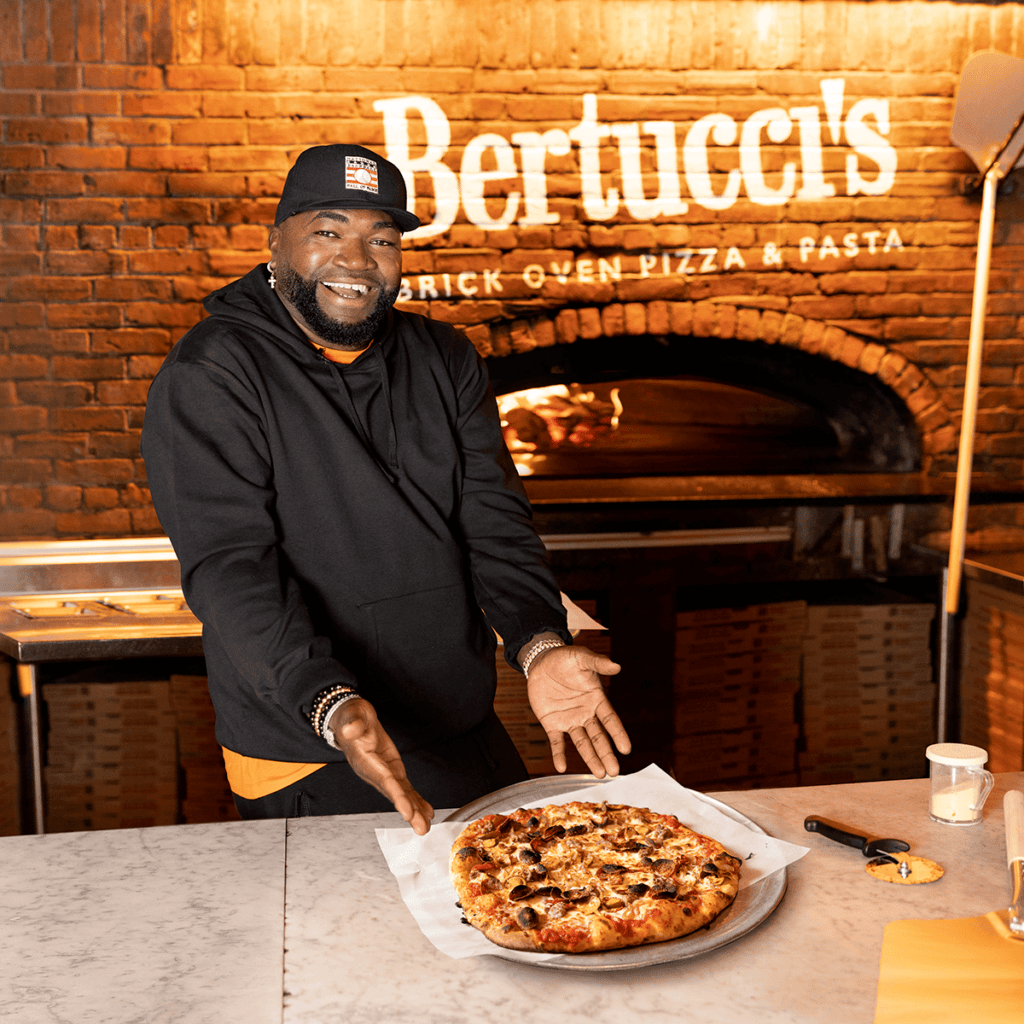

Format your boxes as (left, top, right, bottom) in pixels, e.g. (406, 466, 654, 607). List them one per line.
(274, 144, 421, 233)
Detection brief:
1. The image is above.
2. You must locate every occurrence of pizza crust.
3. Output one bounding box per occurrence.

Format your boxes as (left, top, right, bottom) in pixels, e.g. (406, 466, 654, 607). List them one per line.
(450, 801, 741, 954)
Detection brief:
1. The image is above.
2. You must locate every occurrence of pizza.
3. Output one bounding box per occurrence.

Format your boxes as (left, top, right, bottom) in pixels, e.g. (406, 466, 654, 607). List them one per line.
(450, 800, 742, 953)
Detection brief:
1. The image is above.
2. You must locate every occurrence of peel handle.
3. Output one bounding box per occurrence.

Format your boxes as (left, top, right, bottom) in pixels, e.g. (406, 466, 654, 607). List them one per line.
(804, 816, 869, 850)
(1006, 791, 1024, 935)
(1006, 791, 1024, 868)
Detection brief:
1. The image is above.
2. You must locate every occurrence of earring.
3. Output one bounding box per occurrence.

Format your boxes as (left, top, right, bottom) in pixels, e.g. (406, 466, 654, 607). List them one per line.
(268, 262, 277, 290)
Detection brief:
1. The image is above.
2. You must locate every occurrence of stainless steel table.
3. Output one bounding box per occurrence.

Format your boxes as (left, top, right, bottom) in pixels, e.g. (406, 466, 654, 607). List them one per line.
(0, 538, 203, 833)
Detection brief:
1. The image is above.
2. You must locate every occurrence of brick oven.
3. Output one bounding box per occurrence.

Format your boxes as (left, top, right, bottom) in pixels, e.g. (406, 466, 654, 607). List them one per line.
(2, 0, 1024, 822)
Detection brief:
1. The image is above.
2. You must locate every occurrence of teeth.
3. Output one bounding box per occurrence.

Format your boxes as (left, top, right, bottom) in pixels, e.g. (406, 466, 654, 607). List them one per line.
(324, 282, 369, 295)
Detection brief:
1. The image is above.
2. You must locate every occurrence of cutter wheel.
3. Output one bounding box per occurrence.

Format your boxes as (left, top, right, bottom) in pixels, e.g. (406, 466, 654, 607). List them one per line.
(866, 855, 944, 885)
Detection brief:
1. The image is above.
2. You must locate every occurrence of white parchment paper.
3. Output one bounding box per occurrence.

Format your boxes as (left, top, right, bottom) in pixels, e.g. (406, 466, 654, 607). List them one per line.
(561, 592, 605, 631)
(375, 763, 809, 960)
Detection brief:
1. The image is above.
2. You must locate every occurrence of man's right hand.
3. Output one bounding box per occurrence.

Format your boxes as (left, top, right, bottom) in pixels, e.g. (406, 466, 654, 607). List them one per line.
(327, 698, 434, 835)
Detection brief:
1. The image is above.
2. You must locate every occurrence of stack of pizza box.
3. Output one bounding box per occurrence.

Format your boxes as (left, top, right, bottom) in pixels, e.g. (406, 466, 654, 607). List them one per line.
(798, 600, 935, 785)
(0, 657, 20, 836)
(493, 599, 611, 776)
(43, 680, 179, 832)
(960, 578, 1024, 773)
(672, 601, 805, 788)
(169, 674, 240, 824)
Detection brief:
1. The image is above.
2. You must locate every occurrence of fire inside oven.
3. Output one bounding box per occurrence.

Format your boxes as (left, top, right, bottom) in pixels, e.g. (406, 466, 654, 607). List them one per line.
(498, 378, 851, 477)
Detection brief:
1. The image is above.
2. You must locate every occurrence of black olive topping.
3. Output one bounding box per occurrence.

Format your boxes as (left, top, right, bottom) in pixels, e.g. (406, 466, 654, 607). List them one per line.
(516, 906, 539, 930)
(533, 886, 562, 898)
(562, 887, 592, 902)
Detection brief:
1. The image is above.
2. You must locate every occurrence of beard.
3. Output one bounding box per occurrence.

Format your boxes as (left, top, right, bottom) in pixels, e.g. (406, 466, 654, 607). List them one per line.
(277, 264, 400, 350)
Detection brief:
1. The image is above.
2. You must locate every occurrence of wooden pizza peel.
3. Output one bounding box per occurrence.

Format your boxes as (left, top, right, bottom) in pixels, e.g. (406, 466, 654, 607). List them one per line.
(872, 792, 1024, 1023)
(939, 51, 1024, 741)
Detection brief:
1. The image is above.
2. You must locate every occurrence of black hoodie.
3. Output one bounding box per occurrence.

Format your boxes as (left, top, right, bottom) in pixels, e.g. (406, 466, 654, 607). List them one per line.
(141, 266, 568, 763)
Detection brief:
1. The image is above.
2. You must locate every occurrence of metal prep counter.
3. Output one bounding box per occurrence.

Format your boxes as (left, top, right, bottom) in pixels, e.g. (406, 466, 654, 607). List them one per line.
(0, 538, 204, 834)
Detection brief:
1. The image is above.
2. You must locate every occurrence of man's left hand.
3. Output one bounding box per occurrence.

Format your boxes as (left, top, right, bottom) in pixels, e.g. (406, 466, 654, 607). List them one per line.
(526, 646, 632, 777)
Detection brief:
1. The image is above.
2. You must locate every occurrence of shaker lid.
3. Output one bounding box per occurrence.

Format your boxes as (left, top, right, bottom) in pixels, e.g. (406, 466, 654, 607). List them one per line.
(926, 742, 988, 767)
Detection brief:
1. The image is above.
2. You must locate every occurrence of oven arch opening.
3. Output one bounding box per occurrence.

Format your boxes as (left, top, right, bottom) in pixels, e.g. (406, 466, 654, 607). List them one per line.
(486, 333, 922, 478)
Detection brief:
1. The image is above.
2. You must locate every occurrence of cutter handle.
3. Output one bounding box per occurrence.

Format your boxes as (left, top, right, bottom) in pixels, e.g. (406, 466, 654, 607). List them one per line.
(804, 816, 868, 850)
(1006, 790, 1024, 868)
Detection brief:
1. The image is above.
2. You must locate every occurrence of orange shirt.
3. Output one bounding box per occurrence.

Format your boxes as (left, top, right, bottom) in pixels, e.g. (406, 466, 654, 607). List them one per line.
(222, 748, 326, 800)
(316, 342, 370, 364)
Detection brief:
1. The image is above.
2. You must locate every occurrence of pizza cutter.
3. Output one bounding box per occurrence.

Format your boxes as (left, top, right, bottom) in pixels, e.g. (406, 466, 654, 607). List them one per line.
(803, 815, 944, 885)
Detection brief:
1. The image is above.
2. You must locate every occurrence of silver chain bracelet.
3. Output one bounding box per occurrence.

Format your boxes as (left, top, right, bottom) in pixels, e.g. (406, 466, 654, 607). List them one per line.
(521, 639, 565, 679)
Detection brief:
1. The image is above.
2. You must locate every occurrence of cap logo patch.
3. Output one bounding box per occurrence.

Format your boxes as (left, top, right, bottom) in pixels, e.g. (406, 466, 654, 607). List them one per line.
(345, 155, 379, 194)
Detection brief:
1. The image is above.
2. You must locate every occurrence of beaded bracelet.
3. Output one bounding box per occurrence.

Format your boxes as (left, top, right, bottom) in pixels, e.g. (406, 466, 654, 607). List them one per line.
(319, 692, 362, 750)
(308, 684, 358, 740)
(312, 689, 357, 742)
(521, 638, 565, 679)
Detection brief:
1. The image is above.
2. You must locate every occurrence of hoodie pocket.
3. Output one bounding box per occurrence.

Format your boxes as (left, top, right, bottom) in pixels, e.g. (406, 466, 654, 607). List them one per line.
(359, 581, 497, 749)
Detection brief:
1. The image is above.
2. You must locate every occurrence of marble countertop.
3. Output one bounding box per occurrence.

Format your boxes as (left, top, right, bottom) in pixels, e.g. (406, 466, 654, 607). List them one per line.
(2, 772, 1020, 1024)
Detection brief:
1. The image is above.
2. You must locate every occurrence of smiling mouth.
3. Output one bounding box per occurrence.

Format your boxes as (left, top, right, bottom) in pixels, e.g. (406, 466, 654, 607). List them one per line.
(322, 281, 372, 298)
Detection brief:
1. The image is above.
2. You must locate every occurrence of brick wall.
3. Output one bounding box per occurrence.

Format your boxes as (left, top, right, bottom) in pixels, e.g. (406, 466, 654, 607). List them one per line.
(2, 0, 1024, 544)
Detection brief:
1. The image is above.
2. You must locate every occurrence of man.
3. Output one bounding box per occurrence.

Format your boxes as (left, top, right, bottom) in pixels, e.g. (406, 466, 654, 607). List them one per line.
(142, 144, 630, 834)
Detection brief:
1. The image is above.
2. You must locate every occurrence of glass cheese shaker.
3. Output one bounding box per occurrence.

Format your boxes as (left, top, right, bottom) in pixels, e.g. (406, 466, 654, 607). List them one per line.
(926, 743, 994, 825)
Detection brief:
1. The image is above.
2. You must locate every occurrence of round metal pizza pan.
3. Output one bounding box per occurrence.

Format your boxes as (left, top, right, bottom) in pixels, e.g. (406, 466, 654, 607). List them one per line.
(443, 774, 787, 972)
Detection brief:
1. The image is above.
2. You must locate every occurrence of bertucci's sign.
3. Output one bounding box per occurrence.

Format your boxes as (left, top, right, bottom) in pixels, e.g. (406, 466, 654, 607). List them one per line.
(374, 79, 904, 300)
